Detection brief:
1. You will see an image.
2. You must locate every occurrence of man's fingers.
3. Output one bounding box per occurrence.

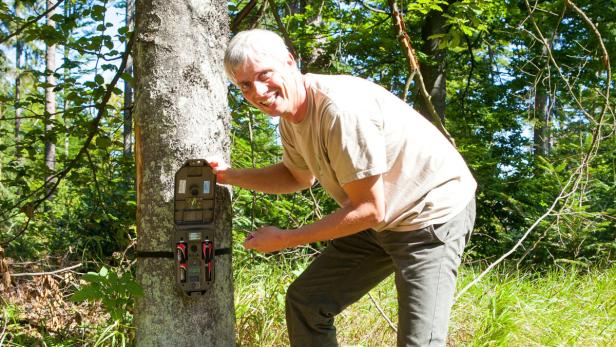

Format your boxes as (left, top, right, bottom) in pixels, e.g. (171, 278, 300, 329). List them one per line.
(206, 157, 224, 169)
(243, 233, 256, 249)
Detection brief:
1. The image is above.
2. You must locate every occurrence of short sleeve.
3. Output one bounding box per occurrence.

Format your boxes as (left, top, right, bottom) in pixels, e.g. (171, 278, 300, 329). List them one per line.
(325, 108, 387, 184)
(280, 120, 309, 170)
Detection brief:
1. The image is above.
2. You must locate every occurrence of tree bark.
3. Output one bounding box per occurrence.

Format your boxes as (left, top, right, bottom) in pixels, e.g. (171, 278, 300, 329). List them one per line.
(533, 45, 552, 159)
(133, 0, 234, 346)
(14, 0, 23, 165)
(415, 6, 449, 122)
(63, 0, 71, 159)
(533, 83, 551, 157)
(45, 0, 57, 197)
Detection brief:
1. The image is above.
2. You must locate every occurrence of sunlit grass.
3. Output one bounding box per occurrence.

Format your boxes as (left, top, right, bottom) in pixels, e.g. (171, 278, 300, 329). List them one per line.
(454, 265, 616, 346)
(234, 256, 616, 347)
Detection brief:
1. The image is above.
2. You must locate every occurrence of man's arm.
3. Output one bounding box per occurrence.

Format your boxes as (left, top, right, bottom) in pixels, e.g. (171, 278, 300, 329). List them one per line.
(243, 174, 385, 252)
(210, 160, 315, 194)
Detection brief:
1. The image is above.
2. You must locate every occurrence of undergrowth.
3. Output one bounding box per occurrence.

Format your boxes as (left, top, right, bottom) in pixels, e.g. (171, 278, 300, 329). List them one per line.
(1, 256, 614, 346)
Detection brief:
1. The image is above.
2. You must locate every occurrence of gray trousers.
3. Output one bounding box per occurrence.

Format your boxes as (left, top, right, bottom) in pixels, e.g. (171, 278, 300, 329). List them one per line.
(285, 199, 475, 347)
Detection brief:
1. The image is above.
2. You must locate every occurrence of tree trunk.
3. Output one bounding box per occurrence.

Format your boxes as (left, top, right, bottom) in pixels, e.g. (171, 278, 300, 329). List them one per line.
(133, 0, 234, 345)
(415, 6, 449, 122)
(533, 46, 552, 160)
(533, 84, 551, 158)
(14, 0, 23, 165)
(63, 0, 71, 161)
(123, 0, 135, 158)
(45, 0, 57, 196)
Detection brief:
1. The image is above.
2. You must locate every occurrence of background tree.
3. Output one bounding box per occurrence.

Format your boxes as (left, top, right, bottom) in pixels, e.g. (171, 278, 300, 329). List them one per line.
(44, 0, 56, 197)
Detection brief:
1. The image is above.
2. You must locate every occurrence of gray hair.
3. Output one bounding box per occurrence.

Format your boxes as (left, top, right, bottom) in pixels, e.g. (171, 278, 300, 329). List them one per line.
(224, 29, 292, 85)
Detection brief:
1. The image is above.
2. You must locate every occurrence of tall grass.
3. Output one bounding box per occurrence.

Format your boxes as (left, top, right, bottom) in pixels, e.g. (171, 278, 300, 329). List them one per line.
(453, 265, 616, 346)
(234, 257, 616, 347)
(4, 255, 612, 346)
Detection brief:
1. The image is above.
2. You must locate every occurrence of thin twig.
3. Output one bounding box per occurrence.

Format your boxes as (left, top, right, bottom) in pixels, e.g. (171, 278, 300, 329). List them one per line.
(367, 292, 397, 333)
(11, 263, 82, 277)
(247, 110, 257, 230)
(299, 247, 396, 330)
(0, 308, 7, 346)
(456, 171, 576, 299)
(401, 70, 415, 102)
(307, 187, 323, 219)
(0, 103, 98, 121)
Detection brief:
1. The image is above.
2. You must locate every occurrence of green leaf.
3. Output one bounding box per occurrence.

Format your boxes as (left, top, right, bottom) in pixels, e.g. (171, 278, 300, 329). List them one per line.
(125, 281, 144, 297)
(104, 38, 114, 50)
(50, 13, 64, 22)
(99, 266, 109, 277)
(71, 286, 99, 302)
(82, 273, 102, 283)
(121, 72, 134, 88)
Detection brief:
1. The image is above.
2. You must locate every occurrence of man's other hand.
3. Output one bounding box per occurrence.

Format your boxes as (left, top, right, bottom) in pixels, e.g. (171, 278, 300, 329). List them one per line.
(243, 226, 291, 253)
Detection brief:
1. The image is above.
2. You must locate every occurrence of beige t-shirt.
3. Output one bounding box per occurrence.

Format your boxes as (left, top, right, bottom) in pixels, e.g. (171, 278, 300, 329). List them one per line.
(280, 73, 476, 231)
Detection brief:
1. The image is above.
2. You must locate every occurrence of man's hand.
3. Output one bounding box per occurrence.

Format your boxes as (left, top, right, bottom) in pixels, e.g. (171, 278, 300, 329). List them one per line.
(207, 157, 231, 184)
(243, 226, 292, 253)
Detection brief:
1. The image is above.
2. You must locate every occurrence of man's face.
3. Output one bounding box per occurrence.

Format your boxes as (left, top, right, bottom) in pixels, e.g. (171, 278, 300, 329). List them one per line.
(234, 53, 302, 121)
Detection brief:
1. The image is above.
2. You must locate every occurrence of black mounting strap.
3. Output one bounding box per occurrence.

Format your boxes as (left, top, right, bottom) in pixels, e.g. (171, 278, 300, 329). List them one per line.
(136, 248, 231, 258)
(214, 248, 232, 256)
(135, 251, 174, 258)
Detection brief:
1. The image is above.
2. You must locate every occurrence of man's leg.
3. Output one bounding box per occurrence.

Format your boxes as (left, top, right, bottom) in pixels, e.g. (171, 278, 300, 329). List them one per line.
(378, 200, 476, 346)
(286, 230, 394, 347)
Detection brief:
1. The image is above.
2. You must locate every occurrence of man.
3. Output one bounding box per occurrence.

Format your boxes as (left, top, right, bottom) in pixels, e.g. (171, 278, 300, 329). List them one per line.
(211, 29, 477, 346)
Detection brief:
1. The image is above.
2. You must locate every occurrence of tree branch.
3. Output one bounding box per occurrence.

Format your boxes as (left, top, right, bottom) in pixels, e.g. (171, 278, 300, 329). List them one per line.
(460, 34, 478, 115)
(386, 0, 456, 146)
(0, 0, 63, 45)
(85, 148, 106, 210)
(567, 0, 611, 119)
(231, 0, 259, 33)
(267, 0, 298, 59)
(11, 263, 82, 277)
(358, 0, 387, 14)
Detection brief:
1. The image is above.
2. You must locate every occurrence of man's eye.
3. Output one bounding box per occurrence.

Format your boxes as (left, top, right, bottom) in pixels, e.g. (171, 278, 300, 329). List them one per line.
(239, 83, 250, 91)
(259, 71, 272, 80)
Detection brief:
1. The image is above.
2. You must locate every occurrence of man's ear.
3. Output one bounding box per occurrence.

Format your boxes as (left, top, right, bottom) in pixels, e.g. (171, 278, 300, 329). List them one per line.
(285, 52, 296, 67)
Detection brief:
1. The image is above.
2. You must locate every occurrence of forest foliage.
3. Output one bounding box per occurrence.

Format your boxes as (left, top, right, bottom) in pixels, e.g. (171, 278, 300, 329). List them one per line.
(0, 0, 614, 344)
(1, 0, 613, 264)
